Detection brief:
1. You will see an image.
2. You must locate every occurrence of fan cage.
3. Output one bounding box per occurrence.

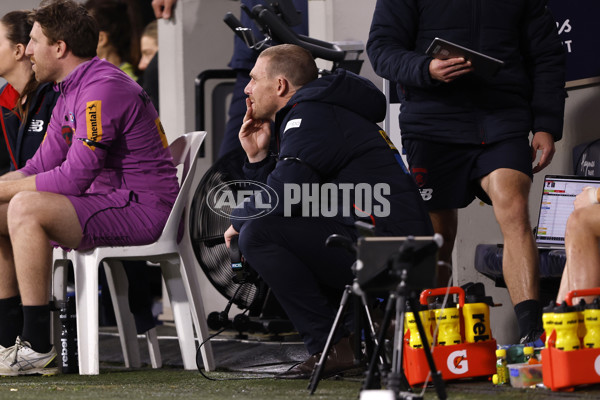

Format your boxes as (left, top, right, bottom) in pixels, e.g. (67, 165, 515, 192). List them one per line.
(190, 149, 263, 312)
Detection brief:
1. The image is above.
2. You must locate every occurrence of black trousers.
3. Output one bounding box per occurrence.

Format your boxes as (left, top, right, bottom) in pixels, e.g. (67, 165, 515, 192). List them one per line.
(238, 216, 356, 355)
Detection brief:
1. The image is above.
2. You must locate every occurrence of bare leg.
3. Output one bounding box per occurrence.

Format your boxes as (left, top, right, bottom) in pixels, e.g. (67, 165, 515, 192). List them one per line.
(481, 168, 539, 305)
(0, 203, 18, 300)
(7, 191, 82, 306)
(556, 206, 600, 303)
(429, 209, 457, 287)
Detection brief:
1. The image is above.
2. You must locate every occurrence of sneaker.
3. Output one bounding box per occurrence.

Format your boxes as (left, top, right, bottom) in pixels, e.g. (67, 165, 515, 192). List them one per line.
(0, 337, 58, 376)
(519, 328, 545, 348)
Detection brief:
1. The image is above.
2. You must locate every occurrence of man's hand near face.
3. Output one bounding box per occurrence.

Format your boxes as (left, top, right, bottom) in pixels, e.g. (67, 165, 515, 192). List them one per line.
(239, 98, 271, 163)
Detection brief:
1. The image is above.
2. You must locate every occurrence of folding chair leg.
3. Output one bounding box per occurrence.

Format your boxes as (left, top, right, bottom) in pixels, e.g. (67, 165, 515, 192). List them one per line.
(103, 260, 142, 368)
(146, 328, 162, 368)
(160, 258, 198, 370)
(73, 252, 101, 375)
(179, 241, 215, 371)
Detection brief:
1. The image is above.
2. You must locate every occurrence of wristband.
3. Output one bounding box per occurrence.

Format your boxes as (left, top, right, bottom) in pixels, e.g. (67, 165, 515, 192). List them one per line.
(588, 187, 599, 204)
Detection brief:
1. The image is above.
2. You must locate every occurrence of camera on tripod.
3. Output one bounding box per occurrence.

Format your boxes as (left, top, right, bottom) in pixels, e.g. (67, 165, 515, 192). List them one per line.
(355, 235, 443, 295)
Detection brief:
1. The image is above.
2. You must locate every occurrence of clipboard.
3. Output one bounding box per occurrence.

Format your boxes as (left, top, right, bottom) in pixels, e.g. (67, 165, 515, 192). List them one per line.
(425, 37, 504, 79)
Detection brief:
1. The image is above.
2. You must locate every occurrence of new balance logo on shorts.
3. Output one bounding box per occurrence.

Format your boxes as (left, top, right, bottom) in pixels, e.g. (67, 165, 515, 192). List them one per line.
(411, 167, 433, 201)
(419, 188, 433, 201)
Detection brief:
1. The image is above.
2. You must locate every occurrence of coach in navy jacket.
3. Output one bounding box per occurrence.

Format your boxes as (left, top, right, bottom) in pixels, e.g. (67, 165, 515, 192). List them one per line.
(367, 0, 566, 344)
(224, 44, 432, 379)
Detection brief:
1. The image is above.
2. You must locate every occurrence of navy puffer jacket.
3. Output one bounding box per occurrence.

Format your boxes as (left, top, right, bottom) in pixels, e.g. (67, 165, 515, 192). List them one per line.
(367, 0, 566, 145)
(232, 69, 433, 237)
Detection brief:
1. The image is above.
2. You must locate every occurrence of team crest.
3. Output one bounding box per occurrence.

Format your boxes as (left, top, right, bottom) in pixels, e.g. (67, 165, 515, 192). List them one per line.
(61, 125, 74, 146)
(411, 167, 428, 188)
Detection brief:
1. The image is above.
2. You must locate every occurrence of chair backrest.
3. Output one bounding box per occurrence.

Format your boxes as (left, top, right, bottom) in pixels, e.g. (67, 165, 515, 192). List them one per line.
(159, 131, 207, 242)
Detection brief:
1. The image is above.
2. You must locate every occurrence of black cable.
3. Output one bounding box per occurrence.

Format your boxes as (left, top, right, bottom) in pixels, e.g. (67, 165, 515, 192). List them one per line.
(196, 284, 282, 381)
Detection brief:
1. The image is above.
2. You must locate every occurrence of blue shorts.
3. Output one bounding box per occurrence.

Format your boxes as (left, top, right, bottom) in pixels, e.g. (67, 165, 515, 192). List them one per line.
(402, 136, 533, 210)
(59, 191, 170, 251)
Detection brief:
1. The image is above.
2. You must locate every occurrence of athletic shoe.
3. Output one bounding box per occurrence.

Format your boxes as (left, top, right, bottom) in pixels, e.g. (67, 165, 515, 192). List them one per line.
(519, 328, 545, 348)
(0, 337, 58, 376)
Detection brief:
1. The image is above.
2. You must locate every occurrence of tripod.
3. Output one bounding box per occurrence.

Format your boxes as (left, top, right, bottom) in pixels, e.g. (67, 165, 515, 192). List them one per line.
(307, 277, 386, 394)
(361, 242, 447, 400)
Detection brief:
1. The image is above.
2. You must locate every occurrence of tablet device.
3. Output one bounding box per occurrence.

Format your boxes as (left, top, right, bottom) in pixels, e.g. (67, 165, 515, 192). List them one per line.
(426, 37, 504, 79)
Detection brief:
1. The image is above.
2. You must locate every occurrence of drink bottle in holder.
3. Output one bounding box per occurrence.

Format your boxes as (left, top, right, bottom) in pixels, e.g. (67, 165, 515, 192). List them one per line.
(584, 297, 600, 349)
(432, 298, 461, 346)
(553, 302, 580, 351)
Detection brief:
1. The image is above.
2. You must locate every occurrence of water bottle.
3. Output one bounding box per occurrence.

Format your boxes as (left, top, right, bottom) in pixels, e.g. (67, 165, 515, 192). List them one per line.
(462, 293, 493, 343)
(576, 299, 587, 345)
(584, 297, 600, 349)
(542, 301, 555, 347)
(523, 346, 539, 364)
(432, 298, 461, 346)
(405, 304, 423, 348)
(404, 303, 432, 348)
(553, 302, 580, 351)
(494, 349, 509, 385)
(418, 304, 434, 347)
(58, 295, 79, 374)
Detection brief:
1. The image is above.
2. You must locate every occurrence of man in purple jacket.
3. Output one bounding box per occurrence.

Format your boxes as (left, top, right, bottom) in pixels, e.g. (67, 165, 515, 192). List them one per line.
(0, 0, 178, 376)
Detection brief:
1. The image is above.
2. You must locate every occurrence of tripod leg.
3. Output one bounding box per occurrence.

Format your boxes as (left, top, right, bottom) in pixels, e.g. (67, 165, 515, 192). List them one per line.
(408, 298, 447, 400)
(307, 285, 352, 394)
(362, 291, 397, 391)
(387, 290, 411, 395)
(359, 291, 388, 371)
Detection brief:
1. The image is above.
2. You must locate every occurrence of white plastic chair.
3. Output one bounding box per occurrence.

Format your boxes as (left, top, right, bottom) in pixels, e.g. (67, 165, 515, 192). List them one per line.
(52, 131, 215, 375)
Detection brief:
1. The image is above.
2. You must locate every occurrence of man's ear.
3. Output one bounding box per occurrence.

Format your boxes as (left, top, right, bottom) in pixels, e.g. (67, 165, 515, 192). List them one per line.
(97, 31, 108, 48)
(55, 40, 68, 59)
(277, 76, 290, 96)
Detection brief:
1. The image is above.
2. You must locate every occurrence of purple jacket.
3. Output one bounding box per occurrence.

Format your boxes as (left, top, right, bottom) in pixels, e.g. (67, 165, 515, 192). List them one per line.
(20, 57, 178, 211)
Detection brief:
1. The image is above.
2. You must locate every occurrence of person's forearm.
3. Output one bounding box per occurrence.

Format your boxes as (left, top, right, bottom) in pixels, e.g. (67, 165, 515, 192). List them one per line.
(0, 175, 36, 202)
(0, 171, 26, 182)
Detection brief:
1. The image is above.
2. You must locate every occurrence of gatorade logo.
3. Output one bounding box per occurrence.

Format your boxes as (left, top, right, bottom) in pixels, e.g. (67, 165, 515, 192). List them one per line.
(595, 355, 600, 376)
(447, 350, 469, 375)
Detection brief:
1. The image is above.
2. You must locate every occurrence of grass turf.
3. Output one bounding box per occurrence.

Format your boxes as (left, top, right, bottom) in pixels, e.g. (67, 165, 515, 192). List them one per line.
(0, 368, 362, 400)
(2, 365, 600, 399)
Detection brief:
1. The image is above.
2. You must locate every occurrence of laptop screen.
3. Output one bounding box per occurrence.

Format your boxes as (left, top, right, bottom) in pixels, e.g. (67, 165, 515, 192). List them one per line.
(535, 175, 600, 247)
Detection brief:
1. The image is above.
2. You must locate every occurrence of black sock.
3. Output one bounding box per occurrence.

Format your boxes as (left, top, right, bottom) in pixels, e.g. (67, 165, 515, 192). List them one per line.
(21, 304, 52, 353)
(0, 296, 23, 347)
(514, 299, 542, 339)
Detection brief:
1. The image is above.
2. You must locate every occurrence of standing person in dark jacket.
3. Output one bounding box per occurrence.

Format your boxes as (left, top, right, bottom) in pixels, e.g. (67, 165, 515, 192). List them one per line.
(367, 0, 566, 344)
(0, 11, 58, 175)
(223, 44, 433, 379)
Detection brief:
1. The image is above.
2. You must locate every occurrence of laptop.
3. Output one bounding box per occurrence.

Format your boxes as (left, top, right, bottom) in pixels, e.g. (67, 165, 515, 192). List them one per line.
(535, 175, 600, 249)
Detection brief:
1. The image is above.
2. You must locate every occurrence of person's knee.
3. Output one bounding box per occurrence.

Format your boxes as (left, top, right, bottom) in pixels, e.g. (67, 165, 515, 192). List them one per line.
(485, 171, 531, 223)
(6, 192, 39, 233)
(237, 218, 272, 260)
(565, 208, 594, 239)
